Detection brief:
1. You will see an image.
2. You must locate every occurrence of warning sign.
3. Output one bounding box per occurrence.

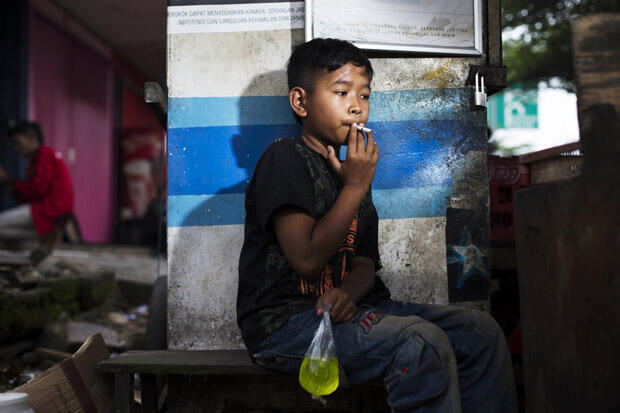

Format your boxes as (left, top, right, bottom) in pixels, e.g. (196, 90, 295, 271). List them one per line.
(167, 2, 304, 34)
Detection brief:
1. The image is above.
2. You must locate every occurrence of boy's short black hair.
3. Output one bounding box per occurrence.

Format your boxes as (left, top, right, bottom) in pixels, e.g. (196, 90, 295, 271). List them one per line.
(287, 38, 374, 125)
(8, 120, 44, 145)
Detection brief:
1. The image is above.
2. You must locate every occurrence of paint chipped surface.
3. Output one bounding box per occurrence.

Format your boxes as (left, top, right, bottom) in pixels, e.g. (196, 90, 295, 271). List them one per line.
(370, 57, 481, 91)
(450, 151, 489, 204)
(168, 225, 246, 350)
(422, 59, 456, 91)
(166, 26, 489, 349)
(168, 30, 304, 98)
(378, 217, 449, 304)
(167, 216, 450, 349)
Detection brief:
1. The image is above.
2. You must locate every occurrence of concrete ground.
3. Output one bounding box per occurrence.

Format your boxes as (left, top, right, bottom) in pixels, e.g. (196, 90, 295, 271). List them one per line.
(0, 243, 166, 286)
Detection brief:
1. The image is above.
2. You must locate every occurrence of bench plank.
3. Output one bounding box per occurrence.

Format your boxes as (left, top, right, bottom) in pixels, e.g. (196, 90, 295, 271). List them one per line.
(98, 350, 274, 376)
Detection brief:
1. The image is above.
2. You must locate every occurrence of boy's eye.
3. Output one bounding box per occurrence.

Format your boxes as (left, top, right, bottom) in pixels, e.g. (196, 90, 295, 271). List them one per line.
(361, 94, 370, 100)
(335, 91, 347, 96)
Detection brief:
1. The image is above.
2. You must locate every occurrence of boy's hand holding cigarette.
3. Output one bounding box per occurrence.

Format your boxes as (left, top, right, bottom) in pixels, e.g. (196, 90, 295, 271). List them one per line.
(326, 122, 378, 194)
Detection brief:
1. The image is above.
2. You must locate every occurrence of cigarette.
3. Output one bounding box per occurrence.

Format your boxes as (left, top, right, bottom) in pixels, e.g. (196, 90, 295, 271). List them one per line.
(356, 125, 375, 134)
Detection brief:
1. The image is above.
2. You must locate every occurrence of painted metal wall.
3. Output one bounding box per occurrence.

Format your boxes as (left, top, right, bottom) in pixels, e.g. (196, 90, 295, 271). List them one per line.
(28, 10, 116, 242)
(167, 0, 490, 350)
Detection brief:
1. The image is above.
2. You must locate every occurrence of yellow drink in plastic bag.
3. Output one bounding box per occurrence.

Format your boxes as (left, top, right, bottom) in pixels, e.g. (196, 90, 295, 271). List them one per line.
(298, 356, 339, 396)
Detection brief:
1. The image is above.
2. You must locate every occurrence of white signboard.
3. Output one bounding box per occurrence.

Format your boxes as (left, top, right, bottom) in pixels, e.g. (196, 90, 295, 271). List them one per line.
(306, 0, 482, 55)
(168, 2, 304, 34)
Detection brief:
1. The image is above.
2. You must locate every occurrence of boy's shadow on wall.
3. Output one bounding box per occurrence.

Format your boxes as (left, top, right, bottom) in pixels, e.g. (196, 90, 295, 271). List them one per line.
(173, 69, 301, 235)
(166, 70, 301, 348)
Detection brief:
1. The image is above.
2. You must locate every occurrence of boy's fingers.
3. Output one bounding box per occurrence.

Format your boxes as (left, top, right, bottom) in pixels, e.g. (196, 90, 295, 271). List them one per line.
(348, 123, 359, 155)
(370, 135, 379, 163)
(366, 131, 375, 152)
(356, 123, 365, 153)
(326, 146, 342, 175)
(330, 296, 345, 321)
(335, 302, 356, 323)
(341, 305, 357, 323)
(316, 295, 329, 315)
(365, 132, 376, 157)
(316, 297, 324, 316)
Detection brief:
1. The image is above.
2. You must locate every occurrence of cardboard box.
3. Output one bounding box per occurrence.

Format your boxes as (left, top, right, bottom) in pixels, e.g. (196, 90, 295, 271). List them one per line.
(10, 333, 113, 413)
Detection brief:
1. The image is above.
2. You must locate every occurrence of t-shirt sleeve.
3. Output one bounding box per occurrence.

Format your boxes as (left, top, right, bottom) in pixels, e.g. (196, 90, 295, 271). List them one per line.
(355, 191, 382, 271)
(253, 142, 315, 231)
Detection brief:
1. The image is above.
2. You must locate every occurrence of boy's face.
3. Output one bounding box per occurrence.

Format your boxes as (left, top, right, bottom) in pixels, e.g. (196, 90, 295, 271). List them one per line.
(301, 62, 371, 146)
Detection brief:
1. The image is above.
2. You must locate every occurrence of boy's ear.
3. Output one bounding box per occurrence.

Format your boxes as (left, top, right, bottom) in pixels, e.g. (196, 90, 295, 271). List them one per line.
(289, 86, 308, 119)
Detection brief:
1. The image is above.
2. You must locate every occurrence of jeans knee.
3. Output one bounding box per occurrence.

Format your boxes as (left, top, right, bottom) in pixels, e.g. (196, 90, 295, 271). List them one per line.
(469, 310, 504, 348)
(413, 322, 455, 360)
(385, 322, 455, 409)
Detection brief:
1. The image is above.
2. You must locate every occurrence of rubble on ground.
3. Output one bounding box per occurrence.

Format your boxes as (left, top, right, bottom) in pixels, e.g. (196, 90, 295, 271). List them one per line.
(0, 249, 159, 392)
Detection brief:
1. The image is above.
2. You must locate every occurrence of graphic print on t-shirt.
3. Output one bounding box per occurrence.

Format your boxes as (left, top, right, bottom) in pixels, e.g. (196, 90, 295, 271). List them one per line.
(299, 211, 359, 297)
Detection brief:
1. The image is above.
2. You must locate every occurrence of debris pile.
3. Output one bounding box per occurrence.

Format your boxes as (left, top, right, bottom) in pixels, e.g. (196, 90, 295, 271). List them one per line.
(0, 259, 151, 393)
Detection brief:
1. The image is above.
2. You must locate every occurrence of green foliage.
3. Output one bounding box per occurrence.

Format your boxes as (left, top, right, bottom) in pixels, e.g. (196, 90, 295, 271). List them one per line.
(502, 0, 619, 89)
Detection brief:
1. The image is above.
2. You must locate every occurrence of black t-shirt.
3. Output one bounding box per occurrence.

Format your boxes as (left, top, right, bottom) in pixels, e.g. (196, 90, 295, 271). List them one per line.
(237, 137, 391, 354)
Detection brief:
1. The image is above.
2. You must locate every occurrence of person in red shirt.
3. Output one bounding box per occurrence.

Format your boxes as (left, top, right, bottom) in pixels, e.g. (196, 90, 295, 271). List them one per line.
(0, 120, 74, 264)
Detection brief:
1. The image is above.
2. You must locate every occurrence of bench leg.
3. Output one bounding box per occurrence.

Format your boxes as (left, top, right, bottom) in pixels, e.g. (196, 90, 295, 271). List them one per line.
(115, 373, 134, 413)
(349, 385, 374, 413)
(140, 374, 158, 413)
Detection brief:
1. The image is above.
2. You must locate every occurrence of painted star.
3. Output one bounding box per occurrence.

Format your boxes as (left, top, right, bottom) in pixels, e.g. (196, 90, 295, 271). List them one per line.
(448, 234, 488, 288)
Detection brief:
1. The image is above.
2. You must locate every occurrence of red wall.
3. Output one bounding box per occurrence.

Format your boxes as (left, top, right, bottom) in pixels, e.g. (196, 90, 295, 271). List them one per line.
(27, 11, 115, 243)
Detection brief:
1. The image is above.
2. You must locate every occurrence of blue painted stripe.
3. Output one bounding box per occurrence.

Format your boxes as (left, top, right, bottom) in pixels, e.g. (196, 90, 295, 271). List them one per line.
(373, 186, 451, 220)
(168, 120, 485, 196)
(168, 193, 245, 227)
(169, 96, 297, 129)
(168, 89, 483, 128)
(168, 185, 452, 227)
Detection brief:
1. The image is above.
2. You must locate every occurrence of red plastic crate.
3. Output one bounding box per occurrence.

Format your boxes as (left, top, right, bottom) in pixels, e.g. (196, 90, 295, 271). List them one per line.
(488, 156, 529, 243)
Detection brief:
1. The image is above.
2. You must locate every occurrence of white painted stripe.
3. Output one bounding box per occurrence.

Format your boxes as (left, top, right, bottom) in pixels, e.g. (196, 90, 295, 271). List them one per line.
(378, 217, 449, 306)
(167, 30, 304, 98)
(167, 31, 482, 97)
(168, 224, 245, 350)
(167, 218, 448, 349)
(167, 2, 304, 35)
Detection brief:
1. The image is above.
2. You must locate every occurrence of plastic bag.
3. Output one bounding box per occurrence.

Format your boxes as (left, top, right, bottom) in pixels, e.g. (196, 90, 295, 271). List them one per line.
(298, 303, 339, 403)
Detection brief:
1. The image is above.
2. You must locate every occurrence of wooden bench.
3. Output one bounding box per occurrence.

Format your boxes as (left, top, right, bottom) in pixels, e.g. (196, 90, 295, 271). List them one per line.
(98, 350, 383, 413)
(98, 350, 262, 412)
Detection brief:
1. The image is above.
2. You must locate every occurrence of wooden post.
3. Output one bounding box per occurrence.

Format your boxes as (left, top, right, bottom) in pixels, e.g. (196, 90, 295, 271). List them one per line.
(114, 373, 134, 413)
(571, 13, 620, 172)
(140, 374, 159, 413)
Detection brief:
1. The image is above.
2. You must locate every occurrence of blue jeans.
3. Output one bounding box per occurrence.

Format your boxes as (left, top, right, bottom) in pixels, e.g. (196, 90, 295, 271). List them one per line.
(253, 300, 517, 412)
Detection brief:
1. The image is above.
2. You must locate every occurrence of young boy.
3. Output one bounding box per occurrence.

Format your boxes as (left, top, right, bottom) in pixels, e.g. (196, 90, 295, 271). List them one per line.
(0, 121, 74, 264)
(237, 38, 517, 412)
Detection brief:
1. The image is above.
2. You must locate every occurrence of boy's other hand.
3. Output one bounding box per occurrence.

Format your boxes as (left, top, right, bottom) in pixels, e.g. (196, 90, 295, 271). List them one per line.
(326, 123, 378, 193)
(316, 288, 357, 323)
